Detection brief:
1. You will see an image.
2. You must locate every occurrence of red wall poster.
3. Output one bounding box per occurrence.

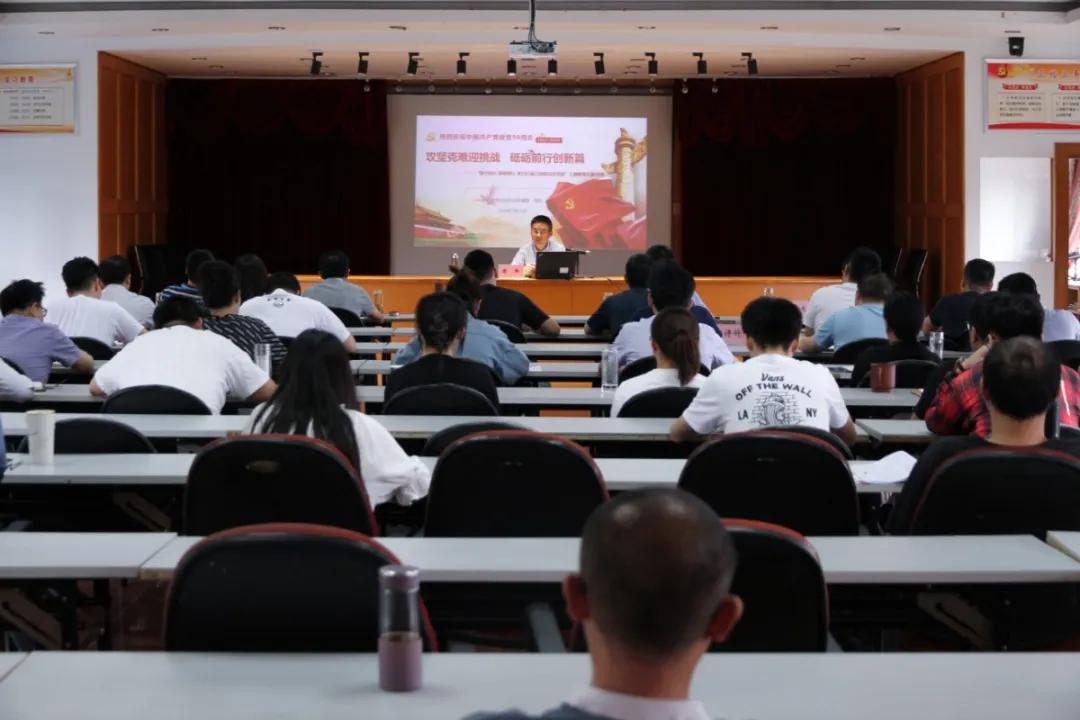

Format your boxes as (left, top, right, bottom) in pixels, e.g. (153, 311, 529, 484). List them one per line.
(987, 60, 1080, 131)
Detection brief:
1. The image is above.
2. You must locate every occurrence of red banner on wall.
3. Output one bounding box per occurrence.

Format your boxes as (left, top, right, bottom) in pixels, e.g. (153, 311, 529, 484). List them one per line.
(987, 60, 1080, 131)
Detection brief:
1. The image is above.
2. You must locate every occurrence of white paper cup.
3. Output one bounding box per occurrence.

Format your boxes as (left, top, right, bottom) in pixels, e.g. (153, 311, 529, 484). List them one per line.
(26, 409, 56, 465)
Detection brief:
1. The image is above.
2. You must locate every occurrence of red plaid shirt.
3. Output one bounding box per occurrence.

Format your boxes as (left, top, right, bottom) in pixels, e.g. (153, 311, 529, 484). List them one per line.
(924, 363, 1080, 437)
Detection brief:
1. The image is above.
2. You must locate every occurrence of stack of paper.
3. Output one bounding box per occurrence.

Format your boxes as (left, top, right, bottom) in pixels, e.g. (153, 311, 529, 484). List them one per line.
(851, 451, 917, 485)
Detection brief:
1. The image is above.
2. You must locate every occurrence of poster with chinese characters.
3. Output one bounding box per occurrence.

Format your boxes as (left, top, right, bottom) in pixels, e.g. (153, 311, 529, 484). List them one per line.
(987, 60, 1080, 131)
(0, 65, 76, 134)
(414, 115, 648, 249)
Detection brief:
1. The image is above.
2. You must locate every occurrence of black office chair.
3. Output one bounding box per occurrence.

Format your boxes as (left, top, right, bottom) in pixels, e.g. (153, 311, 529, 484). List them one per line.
(770, 425, 854, 460)
(895, 248, 928, 296)
(131, 243, 175, 298)
(618, 356, 710, 384)
(422, 420, 527, 456)
(101, 385, 211, 415)
(1047, 340, 1080, 372)
(723, 519, 829, 652)
(183, 435, 377, 536)
(165, 523, 437, 652)
(854, 359, 940, 389)
(883, 246, 905, 280)
(424, 431, 608, 536)
(485, 319, 527, 344)
(15, 418, 154, 454)
(908, 447, 1080, 537)
(831, 338, 888, 364)
(678, 430, 860, 535)
(383, 383, 499, 416)
(617, 387, 699, 418)
(328, 307, 365, 328)
(70, 336, 116, 360)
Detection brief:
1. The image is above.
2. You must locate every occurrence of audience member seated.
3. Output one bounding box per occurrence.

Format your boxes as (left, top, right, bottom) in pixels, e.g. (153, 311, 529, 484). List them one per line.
(199, 260, 287, 369)
(998, 271, 1080, 343)
(240, 272, 358, 353)
(801, 246, 881, 337)
(614, 261, 734, 370)
(923, 258, 995, 350)
(888, 337, 1080, 533)
(916, 291, 997, 419)
(464, 249, 560, 337)
(585, 253, 652, 338)
(645, 244, 714, 320)
(802, 272, 891, 353)
(924, 293, 1080, 437)
(302, 249, 383, 324)
(394, 269, 529, 385)
(0, 279, 94, 383)
(385, 292, 500, 409)
(46, 256, 145, 347)
(671, 297, 856, 445)
(90, 296, 276, 414)
(99, 254, 155, 328)
(158, 248, 214, 306)
(611, 307, 707, 417)
(852, 292, 940, 386)
(234, 253, 269, 303)
(466, 488, 742, 720)
(243, 329, 430, 507)
(0, 355, 34, 402)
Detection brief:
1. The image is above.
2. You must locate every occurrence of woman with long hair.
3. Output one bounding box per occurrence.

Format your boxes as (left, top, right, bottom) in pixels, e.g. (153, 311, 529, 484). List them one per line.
(234, 253, 269, 303)
(243, 328, 429, 506)
(611, 306, 707, 417)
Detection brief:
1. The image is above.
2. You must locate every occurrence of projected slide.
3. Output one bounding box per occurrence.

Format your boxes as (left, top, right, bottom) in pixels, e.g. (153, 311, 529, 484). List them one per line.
(414, 115, 648, 250)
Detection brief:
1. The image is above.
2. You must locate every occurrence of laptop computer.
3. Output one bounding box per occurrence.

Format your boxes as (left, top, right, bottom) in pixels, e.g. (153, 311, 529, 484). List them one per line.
(535, 251, 581, 280)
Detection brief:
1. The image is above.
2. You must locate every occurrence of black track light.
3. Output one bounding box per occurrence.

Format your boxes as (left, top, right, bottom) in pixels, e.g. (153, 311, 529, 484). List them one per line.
(457, 52, 469, 76)
(507, 58, 517, 77)
(548, 58, 558, 77)
(357, 52, 369, 75)
(594, 52, 605, 76)
(645, 52, 658, 76)
(742, 52, 758, 76)
(694, 52, 707, 75)
(309, 51, 323, 76)
(406, 51, 419, 75)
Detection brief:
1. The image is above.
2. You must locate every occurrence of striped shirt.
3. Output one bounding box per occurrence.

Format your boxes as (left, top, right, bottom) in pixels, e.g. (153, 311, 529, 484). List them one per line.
(158, 283, 204, 307)
(203, 314, 287, 368)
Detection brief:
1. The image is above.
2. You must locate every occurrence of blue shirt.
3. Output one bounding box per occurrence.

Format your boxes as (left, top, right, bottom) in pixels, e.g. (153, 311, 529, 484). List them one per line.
(814, 303, 886, 350)
(394, 314, 530, 385)
(586, 287, 649, 338)
(158, 283, 203, 307)
(302, 277, 376, 319)
(0, 314, 82, 382)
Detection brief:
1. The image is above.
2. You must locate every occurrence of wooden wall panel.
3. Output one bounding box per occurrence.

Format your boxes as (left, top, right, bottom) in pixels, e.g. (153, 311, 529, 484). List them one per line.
(895, 53, 965, 306)
(98, 52, 168, 266)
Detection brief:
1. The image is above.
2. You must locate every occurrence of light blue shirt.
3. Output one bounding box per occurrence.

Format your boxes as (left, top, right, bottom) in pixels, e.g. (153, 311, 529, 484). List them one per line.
(612, 316, 735, 370)
(394, 314, 530, 385)
(511, 238, 566, 267)
(814, 303, 886, 350)
(302, 277, 376, 319)
(1043, 308, 1080, 342)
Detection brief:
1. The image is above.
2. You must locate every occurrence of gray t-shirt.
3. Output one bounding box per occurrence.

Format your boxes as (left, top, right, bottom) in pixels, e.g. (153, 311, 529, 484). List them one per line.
(302, 277, 376, 318)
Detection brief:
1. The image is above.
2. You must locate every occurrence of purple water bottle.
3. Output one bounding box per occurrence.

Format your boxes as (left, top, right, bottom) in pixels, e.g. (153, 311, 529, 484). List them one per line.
(378, 565, 423, 692)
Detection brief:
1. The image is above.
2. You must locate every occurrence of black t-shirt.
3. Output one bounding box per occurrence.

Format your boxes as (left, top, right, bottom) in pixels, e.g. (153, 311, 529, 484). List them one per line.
(477, 285, 549, 331)
(886, 435, 1080, 534)
(384, 354, 500, 410)
(929, 291, 979, 349)
(586, 287, 649, 338)
(851, 341, 941, 388)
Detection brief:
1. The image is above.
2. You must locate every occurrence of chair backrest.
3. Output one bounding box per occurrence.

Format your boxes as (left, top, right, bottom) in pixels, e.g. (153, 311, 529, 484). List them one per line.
(896, 248, 928, 295)
(678, 430, 860, 535)
(1047, 340, 1080, 372)
(485, 318, 527, 343)
(908, 447, 1080, 536)
(383, 383, 499, 416)
(328, 306, 364, 327)
(101, 384, 211, 415)
(1, 357, 27, 377)
(831, 337, 888, 363)
(617, 386, 699, 418)
(15, 418, 154, 454)
(421, 420, 527, 456)
(855, 359, 940, 389)
(131, 244, 177, 298)
(424, 431, 608, 536)
(723, 519, 829, 652)
(70, 336, 115, 360)
(770, 425, 854, 460)
(883, 246, 905, 279)
(183, 435, 377, 536)
(165, 523, 437, 651)
(618, 356, 710, 384)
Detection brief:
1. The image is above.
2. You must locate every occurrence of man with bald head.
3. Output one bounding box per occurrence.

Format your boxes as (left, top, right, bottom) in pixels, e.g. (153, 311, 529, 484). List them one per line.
(466, 489, 743, 720)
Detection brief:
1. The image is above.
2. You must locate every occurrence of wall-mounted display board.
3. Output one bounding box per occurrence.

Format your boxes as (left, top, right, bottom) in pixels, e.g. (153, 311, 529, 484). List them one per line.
(0, 64, 76, 134)
(987, 60, 1080, 131)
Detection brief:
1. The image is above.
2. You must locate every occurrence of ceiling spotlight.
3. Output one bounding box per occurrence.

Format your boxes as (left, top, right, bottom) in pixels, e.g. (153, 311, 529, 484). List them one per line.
(594, 52, 605, 76)
(540, 82, 548, 94)
(884, 26, 901, 31)
(428, 84, 436, 93)
(648, 80, 657, 95)
(515, 83, 523, 94)
(645, 52, 658, 77)
(711, 79, 718, 93)
(610, 80, 619, 94)
(363, 80, 371, 93)
(742, 52, 758, 76)
(681, 79, 689, 94)
(267, 25, 286, 31)
(406, 52, 419, 75)
(357, 52, 369, 75)
(309, 51, 323, 76)
(395, 84, 403, 93)
(507, 58, 517, 77)
(694, 52, 707, 75)
(484, 80, 493, 95)
(457, 52, 469, 76)
(548, 58, 558, 77)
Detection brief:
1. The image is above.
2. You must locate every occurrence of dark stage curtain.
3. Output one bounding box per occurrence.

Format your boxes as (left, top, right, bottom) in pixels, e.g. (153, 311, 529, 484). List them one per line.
(674, 78, 895, 277)
(167, 79, 390, 275)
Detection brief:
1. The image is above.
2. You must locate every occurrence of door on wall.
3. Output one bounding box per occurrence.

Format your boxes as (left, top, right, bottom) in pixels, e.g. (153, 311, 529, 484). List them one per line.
(1054, 144, 1080, 308)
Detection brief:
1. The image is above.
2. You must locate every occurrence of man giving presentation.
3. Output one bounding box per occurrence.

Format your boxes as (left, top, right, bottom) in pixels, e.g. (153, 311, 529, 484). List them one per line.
(511, 214, 565, 275)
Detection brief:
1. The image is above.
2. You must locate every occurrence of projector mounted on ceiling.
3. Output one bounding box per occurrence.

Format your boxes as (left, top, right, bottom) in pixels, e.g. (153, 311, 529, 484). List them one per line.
(509, 0, 557, 59)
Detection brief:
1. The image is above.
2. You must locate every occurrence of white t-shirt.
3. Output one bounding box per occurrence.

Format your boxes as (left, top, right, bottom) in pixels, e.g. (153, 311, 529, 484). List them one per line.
(46, 294, 144, 346)
(92, 325, 270, 414)
(101, 284, 155, 328)
(0, 358, 34, 402)
(681, 354, 850, 435)
(243, 404, 431, 507)
(239, 289, 351, 342)
(611, 368, 707, 417)
(802, 282, 857, 332)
